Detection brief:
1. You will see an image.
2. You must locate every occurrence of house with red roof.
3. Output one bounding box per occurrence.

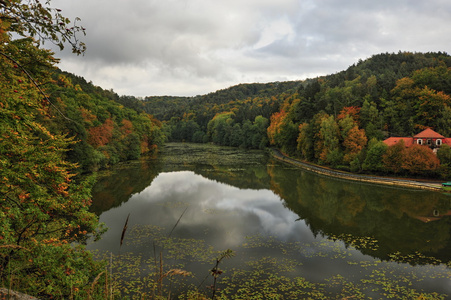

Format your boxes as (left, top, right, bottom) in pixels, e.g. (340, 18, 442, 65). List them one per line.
(383, 129, 451, 152)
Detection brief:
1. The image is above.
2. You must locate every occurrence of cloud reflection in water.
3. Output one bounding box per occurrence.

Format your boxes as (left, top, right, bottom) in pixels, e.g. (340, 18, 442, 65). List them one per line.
(107, 171, 314, 250)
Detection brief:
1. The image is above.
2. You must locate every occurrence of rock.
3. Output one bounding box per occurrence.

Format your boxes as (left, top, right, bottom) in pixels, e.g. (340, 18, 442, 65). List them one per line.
(0, 288, 38, 300)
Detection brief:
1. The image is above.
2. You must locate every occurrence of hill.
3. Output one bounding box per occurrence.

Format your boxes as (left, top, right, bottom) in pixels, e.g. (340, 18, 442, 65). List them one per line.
(111, 51, 451, 179)
(266, 51, 451, 178)
(114, 52, 450, 149)
(43, 70, 165, 173)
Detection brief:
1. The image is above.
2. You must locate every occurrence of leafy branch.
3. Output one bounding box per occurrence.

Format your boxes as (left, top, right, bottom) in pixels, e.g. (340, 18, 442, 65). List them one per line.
(0, 0, 86, 55)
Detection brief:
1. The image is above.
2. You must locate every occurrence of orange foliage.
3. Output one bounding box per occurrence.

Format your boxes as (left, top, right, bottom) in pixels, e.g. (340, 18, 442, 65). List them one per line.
(392, 77, 416, 97)
(337, 106, 361, 124)
(120, 119, 134, 136)
(417, 88, 451, 123)
(148, 114, 162, 127)
(182, 112, 195, 121)
(383, 140, 406, 174)
(267, 110, 287, 145)
(402, 144, 440, 174)
(87, 118, 114, 148)
(80, 107, 97, 123)
(140, 139, 149, 153)
(343, 126, 367, 163)
(343, 126, 367, 153)
(318, 144, 328, 163)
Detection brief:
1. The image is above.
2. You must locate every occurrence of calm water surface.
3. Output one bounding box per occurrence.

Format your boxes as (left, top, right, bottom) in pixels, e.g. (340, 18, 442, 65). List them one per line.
(88, 143, 451, 298)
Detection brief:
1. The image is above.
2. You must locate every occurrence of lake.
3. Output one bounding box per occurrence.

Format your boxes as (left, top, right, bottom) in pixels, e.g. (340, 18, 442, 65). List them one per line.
(87, 143, 451, 299)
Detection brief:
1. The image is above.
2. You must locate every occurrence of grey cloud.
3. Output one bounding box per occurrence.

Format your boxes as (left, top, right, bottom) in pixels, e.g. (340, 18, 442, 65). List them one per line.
(50, 0, 451, 96)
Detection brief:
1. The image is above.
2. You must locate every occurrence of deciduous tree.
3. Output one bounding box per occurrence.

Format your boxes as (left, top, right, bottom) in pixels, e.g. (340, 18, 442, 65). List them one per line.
(342, 126, 367, 164)
(382, 140, 406, 174)
(363, 139, 388, 172)
(1, 0, 86, 54)
(268, 109, 298, 155)
(402, 144, 440, 175)
(296, 122, 313, 160)
(319, 115, 340, 164)
(437, 144, 451, 179)
(1, 2, 106, 297)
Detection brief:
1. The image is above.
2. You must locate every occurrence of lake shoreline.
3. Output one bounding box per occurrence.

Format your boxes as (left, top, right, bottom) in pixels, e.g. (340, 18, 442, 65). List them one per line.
(270, 148, 443, 191)
(89, 143, 451, 299)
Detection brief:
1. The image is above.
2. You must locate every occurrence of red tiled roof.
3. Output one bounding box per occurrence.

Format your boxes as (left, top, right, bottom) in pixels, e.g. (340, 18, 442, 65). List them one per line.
(414, 128, 445, 139)
(383, 137, 413, 147)
(383, 130, 450, 147)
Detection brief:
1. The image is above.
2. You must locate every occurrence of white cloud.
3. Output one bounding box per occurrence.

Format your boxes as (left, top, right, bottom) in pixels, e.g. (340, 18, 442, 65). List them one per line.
(129, 171, 304, 243)
(50, 0, 451, 96)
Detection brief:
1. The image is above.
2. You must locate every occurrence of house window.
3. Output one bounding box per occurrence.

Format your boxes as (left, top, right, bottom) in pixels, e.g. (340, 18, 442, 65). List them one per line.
(436, 139, 442, 146)
(427, 139, 432, 145)
(417, 139, 423, 145)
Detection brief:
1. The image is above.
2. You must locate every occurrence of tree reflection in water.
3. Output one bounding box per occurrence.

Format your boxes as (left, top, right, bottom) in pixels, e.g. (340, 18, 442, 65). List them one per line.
(88, 143, 451, 298)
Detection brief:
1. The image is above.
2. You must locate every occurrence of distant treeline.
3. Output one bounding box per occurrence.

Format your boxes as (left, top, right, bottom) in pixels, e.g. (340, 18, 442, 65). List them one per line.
(116, 51, 451, 178)
(27, 51, 451, 177)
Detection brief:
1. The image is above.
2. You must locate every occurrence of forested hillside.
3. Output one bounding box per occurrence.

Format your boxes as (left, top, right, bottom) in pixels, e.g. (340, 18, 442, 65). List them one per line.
(0, 1, 163, 297)
(117, 51, 451, 178)
(0, 1, 109, 298)
(268, 52, 451, 178)
(46, 70, 165, 172)
(3, 0, 450, 297)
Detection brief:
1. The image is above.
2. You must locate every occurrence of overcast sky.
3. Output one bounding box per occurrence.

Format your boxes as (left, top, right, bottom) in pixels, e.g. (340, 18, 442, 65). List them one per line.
(50, 0, 451, 97)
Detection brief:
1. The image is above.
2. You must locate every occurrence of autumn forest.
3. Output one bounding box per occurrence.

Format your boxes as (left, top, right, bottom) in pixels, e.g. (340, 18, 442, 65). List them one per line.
(1, 0, 451, 298)
(138, 51, 451, 178)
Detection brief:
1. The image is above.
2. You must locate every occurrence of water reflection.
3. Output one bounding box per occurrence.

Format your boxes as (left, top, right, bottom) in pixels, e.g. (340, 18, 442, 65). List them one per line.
(90, 159, 162, 215)
(267, 162, 451, 263)
(91, 171, 315, 254)
(89, 144, 451, 297)
(90, 144, 451, 265)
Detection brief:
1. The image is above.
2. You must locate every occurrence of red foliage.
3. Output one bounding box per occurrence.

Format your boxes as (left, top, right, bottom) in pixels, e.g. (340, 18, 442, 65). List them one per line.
(87, 118, 114, 148)
(337, 106, 361, 124)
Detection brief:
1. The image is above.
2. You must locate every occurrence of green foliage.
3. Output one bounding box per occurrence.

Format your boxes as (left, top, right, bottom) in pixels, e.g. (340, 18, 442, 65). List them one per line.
(326, 148, 344, 168)
(296, 123, 314, 160)
(0, 10, 106, 297)
(111, 51, 451, 178)
(122, 52, 451, 170)
(0, 0, 86, 54)
(124, 86, 286, 149)
(362, 139, 388, 173)
(320, 115, 341, 164)
(46, 71, 165, 172)
(263, 52, 451, 178)
(437, 145, 451, 179)
(203, 112, 270, 150)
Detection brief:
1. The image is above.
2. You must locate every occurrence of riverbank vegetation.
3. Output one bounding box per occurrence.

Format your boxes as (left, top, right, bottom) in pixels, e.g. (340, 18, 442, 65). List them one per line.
(47, 70, 165, 173)
(126, 52, 451, 179)
(89, 143, 451, 299)
(267, 54, 451, 179)
(1, 0, 451, 298)
(0, 1, 163, 298)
